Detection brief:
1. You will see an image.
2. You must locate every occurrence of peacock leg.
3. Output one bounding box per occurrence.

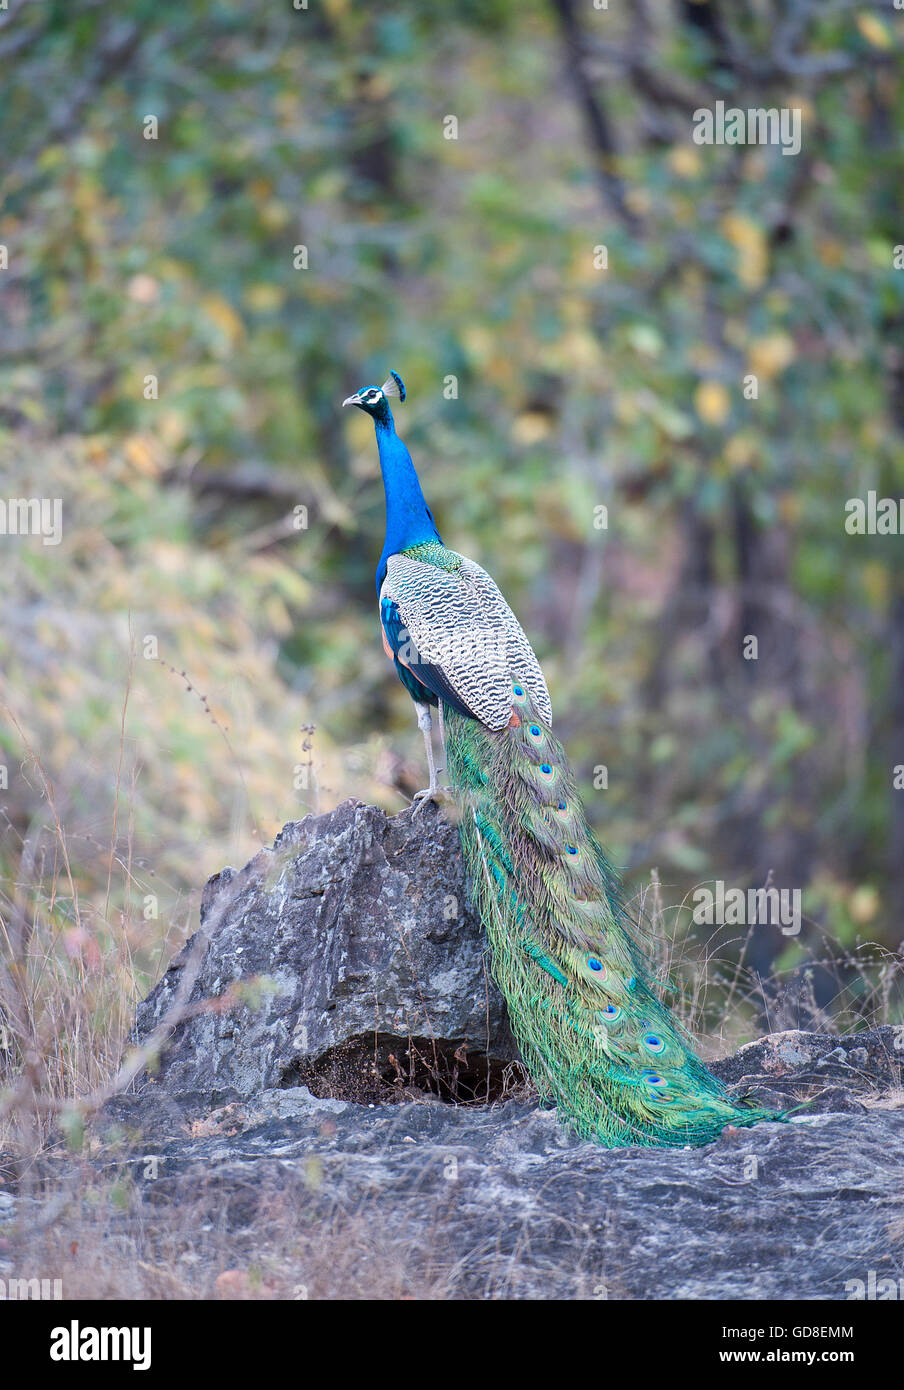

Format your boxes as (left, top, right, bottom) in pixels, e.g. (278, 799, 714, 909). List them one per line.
(437, 699, 447, 774)
(412, 702, 451, 808)
(411, 702, 438, 808)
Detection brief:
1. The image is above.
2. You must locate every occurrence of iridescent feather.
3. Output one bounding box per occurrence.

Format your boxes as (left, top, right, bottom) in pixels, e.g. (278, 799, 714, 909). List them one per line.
(445, 686, 783, 1146)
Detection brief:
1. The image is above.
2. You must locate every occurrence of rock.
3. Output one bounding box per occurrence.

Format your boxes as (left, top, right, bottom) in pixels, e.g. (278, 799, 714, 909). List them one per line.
(96, 1074, 904, 1300)
(81, 806, 904, 1296)
(131, 799, 518, 1115)
(711, 1025, 904, 1112)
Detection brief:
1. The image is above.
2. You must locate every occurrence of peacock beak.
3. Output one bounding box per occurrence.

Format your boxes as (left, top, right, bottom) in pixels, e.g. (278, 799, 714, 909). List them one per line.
(342, 392, 362, 408)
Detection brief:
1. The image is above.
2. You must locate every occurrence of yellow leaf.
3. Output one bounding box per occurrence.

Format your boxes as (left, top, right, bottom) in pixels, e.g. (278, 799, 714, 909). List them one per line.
(124, 435, 159, 477)
(848, 885, 879, 924)
(720, 212, 768, 289)
(37, 145, 66, 172)
(625, 188, 651, 216)
(856, 13, 892, 49)
(557, 329, 602, 371)
(263, 594, 292, 636)
(861, 561, 888, 608)
(614, 392, 639, 425)
(694, 380, 730, 426)
(724, 433, 757, 470)
(85, 437, 109, 466)
(159, 411, 187, 447)
(244, 283, 285, 312)
(462, 326, 494, 365)
(669, 146, 701, 179)
(260, 200, 290, 231)
(785, 94, 815, 123)
(817, 239, 844, 268)
(748, 333, 795, 381)
(201, 294, 245, 346)
(512, 412, 552, 446)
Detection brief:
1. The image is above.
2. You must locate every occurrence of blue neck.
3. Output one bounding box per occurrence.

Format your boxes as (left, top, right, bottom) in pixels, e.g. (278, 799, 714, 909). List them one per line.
(374, 415, 442, 591)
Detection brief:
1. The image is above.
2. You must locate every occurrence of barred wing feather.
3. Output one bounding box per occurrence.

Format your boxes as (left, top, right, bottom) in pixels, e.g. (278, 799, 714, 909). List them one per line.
(382, 550, 551, 730)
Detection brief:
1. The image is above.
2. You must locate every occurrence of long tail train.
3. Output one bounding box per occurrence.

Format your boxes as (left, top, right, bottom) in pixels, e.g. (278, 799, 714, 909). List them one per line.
(445, 689, 784, 1147)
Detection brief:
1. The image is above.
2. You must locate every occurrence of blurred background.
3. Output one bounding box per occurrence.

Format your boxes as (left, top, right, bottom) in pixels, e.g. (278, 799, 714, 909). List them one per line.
(2, 0, 904, 1108)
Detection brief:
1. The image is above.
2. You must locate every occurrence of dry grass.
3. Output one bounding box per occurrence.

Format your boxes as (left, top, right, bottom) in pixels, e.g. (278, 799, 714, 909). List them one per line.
(1, 1163, 452, 1300)
(629, 871, 904, 1060)
(1, 701, 148, 1150)
(0, 668, 255, 1152)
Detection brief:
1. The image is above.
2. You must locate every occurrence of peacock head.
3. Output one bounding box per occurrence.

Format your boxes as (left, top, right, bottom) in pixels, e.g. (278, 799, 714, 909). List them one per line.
(342, 371, 406, 425)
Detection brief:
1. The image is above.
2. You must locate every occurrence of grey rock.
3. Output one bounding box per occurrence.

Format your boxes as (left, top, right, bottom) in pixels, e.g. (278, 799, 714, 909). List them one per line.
(95, 804, 904, 1299)
(101, 1041, 904, 1300)
(132, 799, 517, 1111)
(711, 1025, 904, 1112)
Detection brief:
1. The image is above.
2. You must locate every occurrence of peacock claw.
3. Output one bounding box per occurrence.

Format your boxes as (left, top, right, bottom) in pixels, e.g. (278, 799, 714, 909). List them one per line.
(411, 785, 452, 812)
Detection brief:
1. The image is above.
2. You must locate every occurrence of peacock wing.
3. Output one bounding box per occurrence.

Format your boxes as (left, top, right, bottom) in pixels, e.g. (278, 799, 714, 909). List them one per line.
(382, 549, 551, 730)
(457, 555, 552, 724)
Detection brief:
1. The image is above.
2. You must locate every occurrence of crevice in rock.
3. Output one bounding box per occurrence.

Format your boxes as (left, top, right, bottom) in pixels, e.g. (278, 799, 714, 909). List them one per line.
(279, 1032, 528, 1107)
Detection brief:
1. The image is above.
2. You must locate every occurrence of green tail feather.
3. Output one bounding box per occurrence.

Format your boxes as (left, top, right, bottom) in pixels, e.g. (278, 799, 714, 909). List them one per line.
(445, 692, 785, 1148)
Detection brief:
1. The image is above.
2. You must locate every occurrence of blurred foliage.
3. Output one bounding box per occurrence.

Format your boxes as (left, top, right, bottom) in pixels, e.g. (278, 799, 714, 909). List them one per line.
(2, 0, 904, 1077)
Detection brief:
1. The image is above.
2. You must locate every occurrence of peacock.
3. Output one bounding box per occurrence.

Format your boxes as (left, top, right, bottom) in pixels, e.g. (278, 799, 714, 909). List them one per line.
(343, 370, 784, 1147)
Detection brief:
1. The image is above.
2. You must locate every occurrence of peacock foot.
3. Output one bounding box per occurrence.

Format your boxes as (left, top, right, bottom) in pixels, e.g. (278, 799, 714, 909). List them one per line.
(411, 785, 452, 812)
